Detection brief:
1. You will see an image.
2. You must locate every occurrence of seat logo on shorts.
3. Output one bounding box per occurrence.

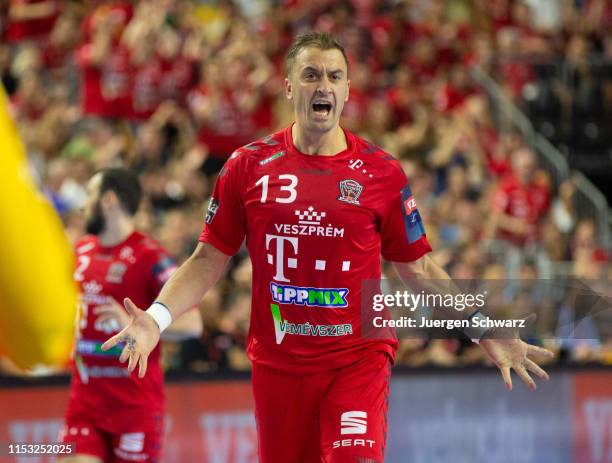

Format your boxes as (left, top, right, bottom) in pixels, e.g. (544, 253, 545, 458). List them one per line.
(118, 433, 144, 452)
(341, 411, 367, 435)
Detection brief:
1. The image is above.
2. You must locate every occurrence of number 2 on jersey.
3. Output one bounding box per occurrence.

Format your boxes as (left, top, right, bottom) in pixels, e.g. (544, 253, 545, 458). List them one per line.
(255, 174, 298, 204)
(74, 255, 90, 281)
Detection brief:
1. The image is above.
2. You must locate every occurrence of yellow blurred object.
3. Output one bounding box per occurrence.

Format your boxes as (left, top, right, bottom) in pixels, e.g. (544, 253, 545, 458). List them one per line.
(0, 86, 77, 370)
(193, 5, 229, 42)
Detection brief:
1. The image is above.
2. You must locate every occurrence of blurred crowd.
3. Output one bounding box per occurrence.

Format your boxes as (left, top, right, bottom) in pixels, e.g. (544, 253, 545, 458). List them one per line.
(1, 0, 611, 374)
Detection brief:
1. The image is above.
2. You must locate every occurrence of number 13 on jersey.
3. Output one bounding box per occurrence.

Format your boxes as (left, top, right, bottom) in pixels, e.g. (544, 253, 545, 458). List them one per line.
(255, 175, 298, 204)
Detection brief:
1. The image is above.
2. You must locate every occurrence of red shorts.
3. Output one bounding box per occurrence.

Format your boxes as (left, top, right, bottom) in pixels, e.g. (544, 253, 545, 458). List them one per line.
(60, 401, 163, 463)
(252, 350, 391, 463)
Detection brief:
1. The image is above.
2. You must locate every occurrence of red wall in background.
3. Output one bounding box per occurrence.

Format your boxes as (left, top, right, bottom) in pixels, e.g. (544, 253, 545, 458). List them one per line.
(0, 381, 256, 463)
(574, 372, 612, 463)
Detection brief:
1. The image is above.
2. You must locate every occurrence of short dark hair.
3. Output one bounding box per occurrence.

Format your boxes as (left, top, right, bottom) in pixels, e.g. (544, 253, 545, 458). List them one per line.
(98, 168, 142, 216)
(286, 31, 349, 76)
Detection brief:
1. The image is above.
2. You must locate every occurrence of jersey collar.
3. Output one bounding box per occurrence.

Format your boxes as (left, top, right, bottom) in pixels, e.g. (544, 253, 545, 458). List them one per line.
(284, 124, 355, 160)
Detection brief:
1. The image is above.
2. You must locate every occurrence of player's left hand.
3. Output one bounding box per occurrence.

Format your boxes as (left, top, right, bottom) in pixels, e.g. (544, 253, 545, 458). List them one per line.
(101, 298, 161, 378)
(479, 315, 554, 391)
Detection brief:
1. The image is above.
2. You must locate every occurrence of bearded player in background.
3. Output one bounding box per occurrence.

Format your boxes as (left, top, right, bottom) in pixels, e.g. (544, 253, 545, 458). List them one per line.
(103, 32, 553, 463)
(59, 168, 200, 463)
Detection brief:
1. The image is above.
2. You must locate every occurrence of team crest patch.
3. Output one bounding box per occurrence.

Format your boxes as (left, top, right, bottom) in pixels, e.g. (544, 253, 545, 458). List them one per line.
(337, 179, 364, 205)
(106, 262, 127, 284)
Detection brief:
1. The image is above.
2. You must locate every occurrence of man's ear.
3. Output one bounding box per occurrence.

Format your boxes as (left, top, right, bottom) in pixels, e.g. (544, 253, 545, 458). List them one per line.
(345, 79, 350, 102)
(100, 190, 118, 211)
(285, 77, 292, 100)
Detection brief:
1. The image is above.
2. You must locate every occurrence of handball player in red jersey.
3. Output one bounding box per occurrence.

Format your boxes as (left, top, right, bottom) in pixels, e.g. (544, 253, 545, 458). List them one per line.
(59, 168, 200, 463)
(103, 32, 554, 463)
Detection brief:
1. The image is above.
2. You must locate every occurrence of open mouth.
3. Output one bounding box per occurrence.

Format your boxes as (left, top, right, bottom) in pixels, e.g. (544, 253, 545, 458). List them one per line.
(312, 101, 332, 117)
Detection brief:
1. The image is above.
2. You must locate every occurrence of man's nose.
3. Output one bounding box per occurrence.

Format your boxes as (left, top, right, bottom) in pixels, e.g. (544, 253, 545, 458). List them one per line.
(316, 76, 333, 94)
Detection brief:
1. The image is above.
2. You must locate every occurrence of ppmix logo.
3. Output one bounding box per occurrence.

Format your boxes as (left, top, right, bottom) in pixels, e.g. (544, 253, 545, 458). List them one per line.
(270, 282, 348, 308)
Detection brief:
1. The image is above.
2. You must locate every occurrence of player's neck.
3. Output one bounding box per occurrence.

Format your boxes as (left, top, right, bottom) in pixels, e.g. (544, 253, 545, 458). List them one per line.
(292, 123, 347, 156)
(99, 216, 135, 247)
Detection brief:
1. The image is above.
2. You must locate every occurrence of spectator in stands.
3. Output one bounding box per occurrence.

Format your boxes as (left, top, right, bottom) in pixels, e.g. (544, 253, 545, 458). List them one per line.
(488, 147, 551, 246)
(76, 2, 133, 119)
(571, 218, 608, 279)
(487, 146, 552, 279)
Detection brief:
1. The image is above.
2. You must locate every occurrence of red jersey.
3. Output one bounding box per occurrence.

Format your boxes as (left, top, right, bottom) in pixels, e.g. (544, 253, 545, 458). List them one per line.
(492, 174, 551, 245)
(187, 86, 258, 159)
(498, 60, 535, 98)
(158, 56, 196, 105)
(131, 57, 163, 121)
(5, 0, 59, 43)
(76, 43, 133, 118)
(199, 126, 432, 373)
(385, 87, 416, 127)
(68, 231, 176, 417)
(434, 84, 476, 113)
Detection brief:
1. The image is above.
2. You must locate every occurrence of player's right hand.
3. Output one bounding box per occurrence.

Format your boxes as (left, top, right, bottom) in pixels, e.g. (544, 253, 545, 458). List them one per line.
(478, 315, 553, 391)
(101, 298, 161, 378)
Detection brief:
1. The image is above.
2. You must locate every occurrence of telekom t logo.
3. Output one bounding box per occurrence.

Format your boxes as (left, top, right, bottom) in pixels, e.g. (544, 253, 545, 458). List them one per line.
(348, 159, 373, 178)
(266, 234, 298, 282)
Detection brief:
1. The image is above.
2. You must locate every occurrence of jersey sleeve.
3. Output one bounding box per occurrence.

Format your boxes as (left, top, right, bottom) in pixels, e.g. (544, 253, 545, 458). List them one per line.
(198, 154, 247, 256)
(143, 246, 178, 296)
(379, 164, 432, 262)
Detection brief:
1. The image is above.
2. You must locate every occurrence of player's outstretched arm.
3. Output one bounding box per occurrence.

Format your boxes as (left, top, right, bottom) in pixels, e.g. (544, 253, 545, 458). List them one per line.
(392, 255, 554, 390)
(101, 243, 231, 377)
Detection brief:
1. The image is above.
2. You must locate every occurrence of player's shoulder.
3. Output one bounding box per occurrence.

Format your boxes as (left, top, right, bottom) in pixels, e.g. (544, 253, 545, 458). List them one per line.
(128, 232, 176, 280)
(130, 231, 165, 255)
(75, 235, 98, 255)
(349, 131, 405, 178)
(224, 129, 288, 169)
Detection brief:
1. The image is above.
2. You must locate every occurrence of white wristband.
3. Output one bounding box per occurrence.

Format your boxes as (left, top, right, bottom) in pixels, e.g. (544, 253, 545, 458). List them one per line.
(146, 302, 173, 333)
(462, 310, 492, 344)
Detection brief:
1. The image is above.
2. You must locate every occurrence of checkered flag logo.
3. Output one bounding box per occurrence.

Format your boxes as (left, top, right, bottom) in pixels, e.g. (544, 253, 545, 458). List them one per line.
(295, 206, 326, 225)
